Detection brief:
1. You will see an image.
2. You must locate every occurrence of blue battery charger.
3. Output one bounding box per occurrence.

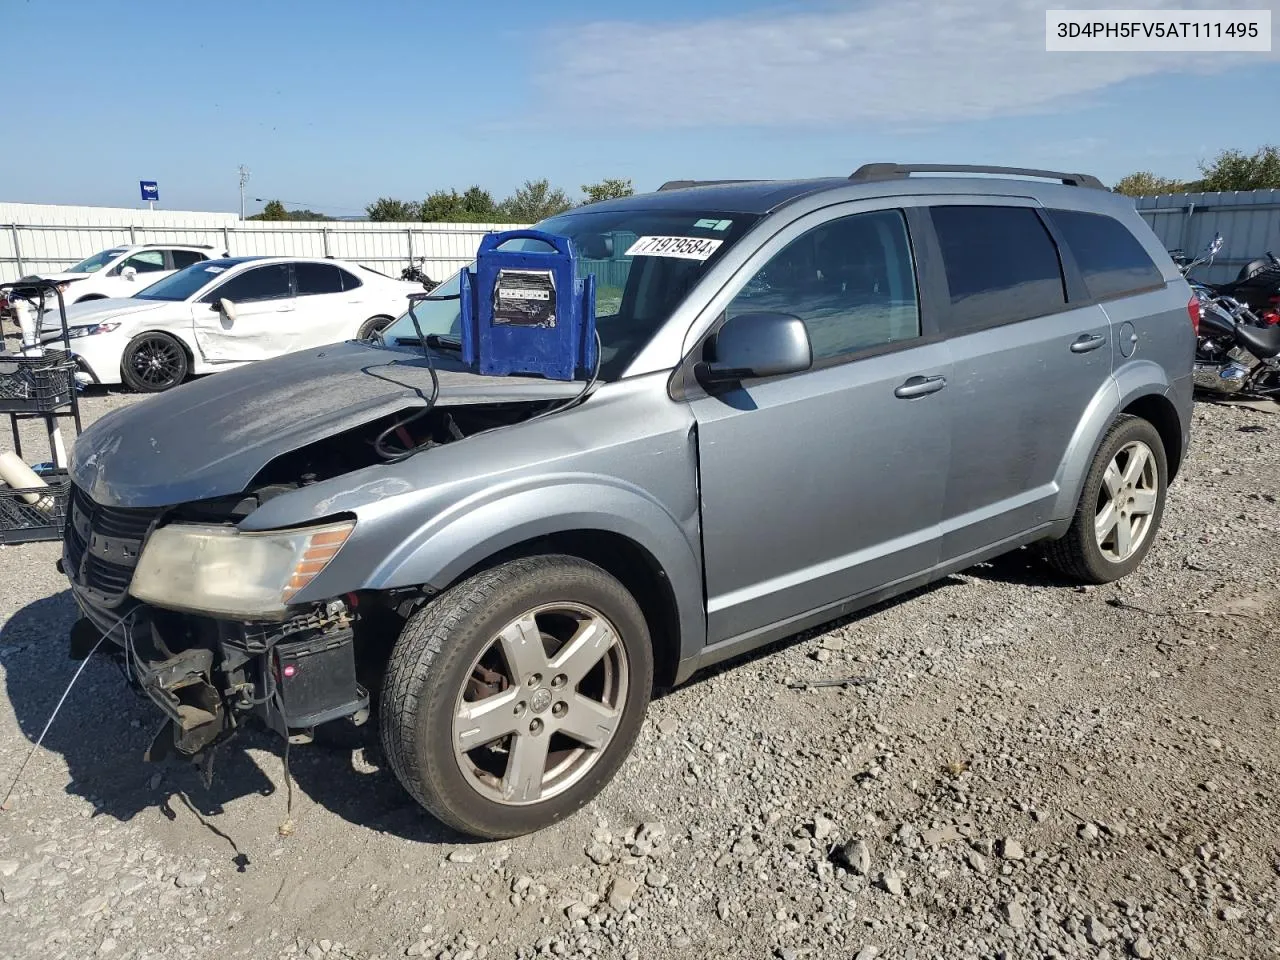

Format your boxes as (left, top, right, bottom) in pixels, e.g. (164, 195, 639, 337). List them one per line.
(457, 229, 598, 381)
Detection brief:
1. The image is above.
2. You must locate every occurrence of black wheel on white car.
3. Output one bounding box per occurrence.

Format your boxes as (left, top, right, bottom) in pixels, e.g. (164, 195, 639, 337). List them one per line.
(1042, 414, 1168, 584)
(357, 315, 394, 340)
(379, 555, 654, 839)
(120, 332, 189, 392)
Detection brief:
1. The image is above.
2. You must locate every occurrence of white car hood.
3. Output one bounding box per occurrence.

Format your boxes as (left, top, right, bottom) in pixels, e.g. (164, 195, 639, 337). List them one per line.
(38, 297, 171, 335)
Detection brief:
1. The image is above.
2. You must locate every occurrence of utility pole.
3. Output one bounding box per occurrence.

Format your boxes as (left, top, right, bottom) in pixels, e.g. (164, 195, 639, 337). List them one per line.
(238, 164, 251, 220)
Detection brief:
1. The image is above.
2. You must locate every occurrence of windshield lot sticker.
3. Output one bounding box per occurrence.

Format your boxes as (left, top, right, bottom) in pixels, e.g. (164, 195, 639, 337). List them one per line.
(625, 235, 724, 260)
(694, 218, 733, 231)
(203, 265, 227, 273)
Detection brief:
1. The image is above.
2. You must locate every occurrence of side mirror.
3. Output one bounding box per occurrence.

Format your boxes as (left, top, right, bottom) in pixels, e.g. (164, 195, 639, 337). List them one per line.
(697, 312, 812, 384)
(218, 298, 238, 322)
(121, 266, 137, 281)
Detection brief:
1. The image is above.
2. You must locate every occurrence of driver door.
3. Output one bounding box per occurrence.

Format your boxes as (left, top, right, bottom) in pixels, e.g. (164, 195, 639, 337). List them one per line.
(687, 205, 952, 645)
(192, 263, 297, 362)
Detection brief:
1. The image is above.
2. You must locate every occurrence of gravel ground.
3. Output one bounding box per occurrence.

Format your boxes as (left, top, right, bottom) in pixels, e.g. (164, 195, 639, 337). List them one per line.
(1, 388, 1278, 960)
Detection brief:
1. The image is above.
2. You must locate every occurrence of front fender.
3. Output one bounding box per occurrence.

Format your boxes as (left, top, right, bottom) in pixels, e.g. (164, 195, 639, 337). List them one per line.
(365, 475, 707, 663)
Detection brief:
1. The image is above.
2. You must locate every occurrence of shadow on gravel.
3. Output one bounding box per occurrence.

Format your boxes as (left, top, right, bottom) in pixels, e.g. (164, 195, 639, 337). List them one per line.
(960, 546, 1071, 589)
(670, 576, 961, 693)
(1, 592, 465, 855)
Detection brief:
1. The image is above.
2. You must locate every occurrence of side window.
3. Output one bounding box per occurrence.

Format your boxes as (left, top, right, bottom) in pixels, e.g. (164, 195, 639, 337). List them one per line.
(726, 209, 921, 361)
(204, 264, 292, 303)
(120, 250, 167, 274)
(170, 250, 207, 270)
(294, 262, 345, 296)
(929, 205, 1067, 332)
(338, 267, 363, 291)
(1047, 209, 1164, 301)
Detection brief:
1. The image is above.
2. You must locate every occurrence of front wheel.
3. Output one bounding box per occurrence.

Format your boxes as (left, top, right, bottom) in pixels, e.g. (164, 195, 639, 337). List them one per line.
(357, 315, 393, 340)
(379, 555, 654, 839)
(1042, 414, 1168, 583)
(120, 332, 189, 392)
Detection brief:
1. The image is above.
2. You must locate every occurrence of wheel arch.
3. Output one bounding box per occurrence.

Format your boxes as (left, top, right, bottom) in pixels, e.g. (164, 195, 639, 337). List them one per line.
(348, 482, 706, 687)
(119, 329, 197, 388)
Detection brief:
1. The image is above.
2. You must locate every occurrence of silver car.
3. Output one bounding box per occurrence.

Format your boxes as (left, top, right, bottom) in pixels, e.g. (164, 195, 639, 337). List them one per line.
(61, 164, 1195, 838)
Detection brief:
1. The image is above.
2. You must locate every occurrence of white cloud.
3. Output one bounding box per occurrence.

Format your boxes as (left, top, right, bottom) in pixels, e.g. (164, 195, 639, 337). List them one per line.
(540, 0, 1279, 127)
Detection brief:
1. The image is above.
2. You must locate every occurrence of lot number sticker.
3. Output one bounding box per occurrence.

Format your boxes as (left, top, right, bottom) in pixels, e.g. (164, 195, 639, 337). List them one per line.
(625, 235, 724, 261)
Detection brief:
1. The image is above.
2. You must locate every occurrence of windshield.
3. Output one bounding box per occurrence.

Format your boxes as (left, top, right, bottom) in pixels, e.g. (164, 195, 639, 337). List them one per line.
(377, 208, 760, 380)
(65, 248, 128, 274)
(134, 261, 229, 301)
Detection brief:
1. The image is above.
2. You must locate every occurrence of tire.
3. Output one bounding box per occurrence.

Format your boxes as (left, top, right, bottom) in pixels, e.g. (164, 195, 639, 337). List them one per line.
(120, 332, 189, 392)
(379, 555, 654, 839)
(1042, 414, 1168, 584)
(357, 315, 393, 340)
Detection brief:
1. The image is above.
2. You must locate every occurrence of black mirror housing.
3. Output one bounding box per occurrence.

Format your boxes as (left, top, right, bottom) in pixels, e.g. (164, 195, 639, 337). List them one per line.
(698, 312, 812, 384)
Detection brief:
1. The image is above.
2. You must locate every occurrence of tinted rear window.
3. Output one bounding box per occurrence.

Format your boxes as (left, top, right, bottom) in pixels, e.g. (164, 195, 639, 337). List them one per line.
(295, 262, 344, 295)
(1048, 209, 1164, 301)
(930, 205, 1067, 332)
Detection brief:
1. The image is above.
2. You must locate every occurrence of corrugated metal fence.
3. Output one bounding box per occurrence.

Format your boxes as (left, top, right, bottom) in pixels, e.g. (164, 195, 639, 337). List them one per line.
(1134, 189, 1280, 284)
(0, 202, 528, 284)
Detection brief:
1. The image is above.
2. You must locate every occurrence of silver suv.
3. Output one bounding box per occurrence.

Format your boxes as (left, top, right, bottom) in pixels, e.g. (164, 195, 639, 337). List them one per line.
(62, 164, 1195, 839)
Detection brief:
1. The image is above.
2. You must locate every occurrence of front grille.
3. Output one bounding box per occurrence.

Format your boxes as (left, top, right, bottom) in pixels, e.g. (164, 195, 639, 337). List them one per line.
(64, 484, 162, 607)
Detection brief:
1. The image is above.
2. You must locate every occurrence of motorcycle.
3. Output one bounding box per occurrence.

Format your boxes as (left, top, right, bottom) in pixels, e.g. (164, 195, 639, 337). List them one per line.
(1192, 292, 1280, 398)
(400, 257, 439, 292)
(1175, 233, 1280, 326)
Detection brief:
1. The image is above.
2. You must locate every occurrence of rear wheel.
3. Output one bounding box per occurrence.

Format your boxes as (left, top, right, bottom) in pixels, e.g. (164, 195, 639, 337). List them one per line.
(379, 555, 654, 839)
(120, 332, 189, 392)
(1042, 414, 1167, 583)
(357, 315, 394, 340)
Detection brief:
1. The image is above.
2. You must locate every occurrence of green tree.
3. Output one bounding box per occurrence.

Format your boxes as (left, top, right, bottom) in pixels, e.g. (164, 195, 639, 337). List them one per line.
(420, 189, 466, 222)
(497, 179, 574, 222)
(1196, 145, 1280, 192)
(1112, 172, 1186, 197)
(459, 186, 498, 221)
(284, 208, 334, 221)
(365, 197, 421, 221)
(249, 199, 290, 221)
(581, 178, 634, 204)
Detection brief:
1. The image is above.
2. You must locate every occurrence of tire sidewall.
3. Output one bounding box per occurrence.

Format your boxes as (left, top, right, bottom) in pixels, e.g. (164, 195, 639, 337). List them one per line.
(1077, 417, 1169, 581)
(121, 333, 188, 392)
(358, 316, 392, 340)
(404, 558, 653, 838)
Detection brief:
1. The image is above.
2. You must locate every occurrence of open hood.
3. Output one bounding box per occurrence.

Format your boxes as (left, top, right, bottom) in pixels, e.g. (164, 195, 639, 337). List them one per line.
(70, 339, 585, 508)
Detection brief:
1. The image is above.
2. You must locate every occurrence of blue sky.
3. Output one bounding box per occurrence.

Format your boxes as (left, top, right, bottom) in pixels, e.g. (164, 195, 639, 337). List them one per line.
(5, 0, 1279, 216)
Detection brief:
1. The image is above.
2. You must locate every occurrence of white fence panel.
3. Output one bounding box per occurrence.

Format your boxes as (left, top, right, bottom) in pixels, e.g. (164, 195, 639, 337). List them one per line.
(1134, 189, 1280, 285)
(0, 203, 529, 284)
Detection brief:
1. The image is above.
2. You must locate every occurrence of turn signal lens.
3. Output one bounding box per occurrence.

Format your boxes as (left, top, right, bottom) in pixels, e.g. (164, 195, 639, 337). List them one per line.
(1187, 292, 1200, 336)
(282, 526, 355, 601)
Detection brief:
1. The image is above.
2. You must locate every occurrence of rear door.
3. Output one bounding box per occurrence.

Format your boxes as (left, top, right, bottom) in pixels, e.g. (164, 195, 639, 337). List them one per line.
(687, 203, 953, 645)
(191, 263, 296, 362)
(924, 201, 1115, 561)
(293, 262, 358, 346)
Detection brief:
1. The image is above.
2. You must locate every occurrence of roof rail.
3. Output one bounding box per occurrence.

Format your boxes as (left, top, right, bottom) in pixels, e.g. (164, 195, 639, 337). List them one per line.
(849, 163, 1107, 190)
(656, 179, 757, 192)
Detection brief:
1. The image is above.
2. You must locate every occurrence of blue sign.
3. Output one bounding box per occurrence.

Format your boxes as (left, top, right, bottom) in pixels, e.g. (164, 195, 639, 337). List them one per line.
(139, 180, 159, 202)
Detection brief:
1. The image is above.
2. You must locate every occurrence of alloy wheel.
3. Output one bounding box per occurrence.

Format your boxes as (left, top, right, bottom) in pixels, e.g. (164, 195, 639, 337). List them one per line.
(451, 602, 628, 806)
(129, 336, 184, 388)
(1094, 440, 1159, 563)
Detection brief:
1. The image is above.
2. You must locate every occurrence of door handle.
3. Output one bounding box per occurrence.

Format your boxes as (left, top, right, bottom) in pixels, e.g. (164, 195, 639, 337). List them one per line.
(1070, 333, 1106, 353)
(894, 375, 947, 399)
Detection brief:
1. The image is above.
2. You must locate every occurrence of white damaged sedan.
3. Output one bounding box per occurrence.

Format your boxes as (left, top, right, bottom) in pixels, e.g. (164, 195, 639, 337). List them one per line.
(39, 256, 423, 392)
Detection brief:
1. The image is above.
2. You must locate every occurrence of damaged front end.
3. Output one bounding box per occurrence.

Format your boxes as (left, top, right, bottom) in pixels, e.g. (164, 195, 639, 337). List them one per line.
(58, 341, 584, 781)
(62, 480, 371, 779)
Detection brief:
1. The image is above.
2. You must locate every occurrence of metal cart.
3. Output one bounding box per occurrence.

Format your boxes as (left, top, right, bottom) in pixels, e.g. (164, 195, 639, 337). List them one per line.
(0, 279, 83, 544)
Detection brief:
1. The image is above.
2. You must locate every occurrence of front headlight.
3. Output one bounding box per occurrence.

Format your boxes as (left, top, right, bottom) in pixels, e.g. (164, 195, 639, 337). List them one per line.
(65, 322, 121, 339)
(128, 519, 355, 620)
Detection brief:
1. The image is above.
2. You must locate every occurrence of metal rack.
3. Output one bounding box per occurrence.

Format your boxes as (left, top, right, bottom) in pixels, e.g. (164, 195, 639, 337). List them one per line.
(0, 279, 83, 544)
